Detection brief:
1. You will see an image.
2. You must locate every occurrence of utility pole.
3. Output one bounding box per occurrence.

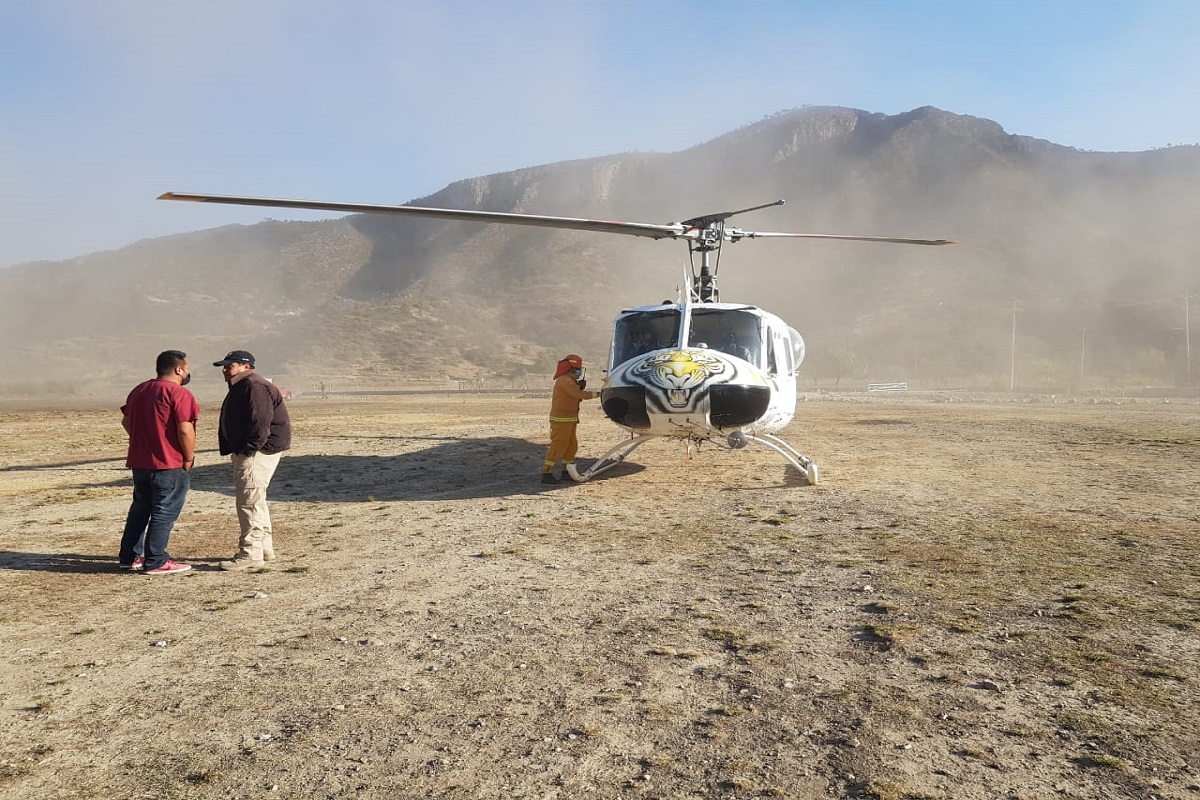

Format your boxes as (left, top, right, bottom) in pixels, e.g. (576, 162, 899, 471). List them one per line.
(1185, 295, 1194, 384)
(1080, 327, 1087, 378)
(1009, 301, 1018, 391)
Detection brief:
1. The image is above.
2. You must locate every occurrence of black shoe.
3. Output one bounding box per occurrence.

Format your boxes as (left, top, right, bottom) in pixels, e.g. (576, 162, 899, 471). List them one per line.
(541, 473, 560, 484)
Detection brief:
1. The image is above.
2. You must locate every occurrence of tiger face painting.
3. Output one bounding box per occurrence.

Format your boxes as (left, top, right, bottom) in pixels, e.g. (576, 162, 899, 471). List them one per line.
(630, 349, 728, 409)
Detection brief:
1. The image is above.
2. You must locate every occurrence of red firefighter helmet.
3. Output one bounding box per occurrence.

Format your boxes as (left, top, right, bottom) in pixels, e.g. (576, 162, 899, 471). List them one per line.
(554, 353, 583, 378)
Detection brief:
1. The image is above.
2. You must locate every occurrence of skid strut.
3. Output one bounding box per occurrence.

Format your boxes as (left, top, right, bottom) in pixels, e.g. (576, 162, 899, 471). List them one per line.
(568, 435, 655, 482)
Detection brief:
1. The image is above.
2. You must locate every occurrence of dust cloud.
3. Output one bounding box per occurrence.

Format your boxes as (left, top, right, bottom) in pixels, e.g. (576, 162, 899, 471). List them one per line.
(2, 109, 1198, 397)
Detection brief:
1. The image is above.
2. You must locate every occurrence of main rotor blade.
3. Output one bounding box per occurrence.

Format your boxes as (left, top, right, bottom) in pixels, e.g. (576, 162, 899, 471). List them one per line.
(732, 230, 956, 246)
(157, 192, 683, 240)
(159, 192, 956, 247)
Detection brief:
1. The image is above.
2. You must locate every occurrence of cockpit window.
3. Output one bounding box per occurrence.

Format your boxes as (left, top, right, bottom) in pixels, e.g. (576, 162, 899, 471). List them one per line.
(687, 308, 761, 365)
(788, 327, 806, 373)
(612, 309, 681, 365)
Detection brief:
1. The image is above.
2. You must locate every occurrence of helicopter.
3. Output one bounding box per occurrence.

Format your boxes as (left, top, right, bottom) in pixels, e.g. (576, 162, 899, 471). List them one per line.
(158, 192, 953, 485)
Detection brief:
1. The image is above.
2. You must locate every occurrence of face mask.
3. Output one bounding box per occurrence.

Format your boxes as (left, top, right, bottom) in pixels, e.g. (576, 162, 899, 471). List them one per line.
(181, 373, 192, 386)
(571, 369, 583, 379)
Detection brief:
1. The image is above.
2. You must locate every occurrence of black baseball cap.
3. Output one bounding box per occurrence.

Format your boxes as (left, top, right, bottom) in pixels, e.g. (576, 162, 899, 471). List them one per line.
(213, 350, 255, 367)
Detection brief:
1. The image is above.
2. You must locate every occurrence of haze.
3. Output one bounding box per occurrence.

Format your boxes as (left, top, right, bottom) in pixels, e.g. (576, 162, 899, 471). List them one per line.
(3, 0, 1200, 269)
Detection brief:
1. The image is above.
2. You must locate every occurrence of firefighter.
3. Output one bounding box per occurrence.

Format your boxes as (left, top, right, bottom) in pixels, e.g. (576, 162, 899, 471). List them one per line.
(542, 354, 599, 484)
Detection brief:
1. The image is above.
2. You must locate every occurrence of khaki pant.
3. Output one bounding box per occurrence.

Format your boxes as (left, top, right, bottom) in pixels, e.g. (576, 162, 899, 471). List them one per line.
(231, 450, 283, 560)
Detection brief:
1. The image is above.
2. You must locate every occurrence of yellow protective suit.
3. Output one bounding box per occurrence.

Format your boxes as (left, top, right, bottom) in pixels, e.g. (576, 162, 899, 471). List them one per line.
(543, 373, 599, 475)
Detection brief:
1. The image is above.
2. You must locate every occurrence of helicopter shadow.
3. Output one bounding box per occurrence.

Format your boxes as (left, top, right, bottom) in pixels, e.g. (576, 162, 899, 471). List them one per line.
(713, 463, 811, 492)
(188, 435, 644, 502)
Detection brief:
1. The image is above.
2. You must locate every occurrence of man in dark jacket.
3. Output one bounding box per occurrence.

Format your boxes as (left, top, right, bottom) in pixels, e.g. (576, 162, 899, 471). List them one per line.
(213, 350, 292, 571)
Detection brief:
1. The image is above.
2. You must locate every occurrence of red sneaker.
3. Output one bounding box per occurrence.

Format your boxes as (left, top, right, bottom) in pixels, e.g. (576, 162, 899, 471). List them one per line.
(144, 559, 192, 576)
(119, 557, 145, 571)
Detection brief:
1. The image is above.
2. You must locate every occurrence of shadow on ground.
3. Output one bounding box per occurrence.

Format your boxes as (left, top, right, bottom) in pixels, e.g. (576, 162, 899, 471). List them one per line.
(46, 436, 647, 502)
(0, 552, 239, 574)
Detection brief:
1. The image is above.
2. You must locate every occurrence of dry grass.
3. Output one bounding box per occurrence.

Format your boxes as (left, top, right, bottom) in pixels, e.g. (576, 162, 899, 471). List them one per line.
(0, 395, 1197, 800)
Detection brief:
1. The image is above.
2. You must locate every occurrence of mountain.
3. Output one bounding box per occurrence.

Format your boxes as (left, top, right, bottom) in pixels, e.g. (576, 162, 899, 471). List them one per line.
(3, 105, 1199, 395)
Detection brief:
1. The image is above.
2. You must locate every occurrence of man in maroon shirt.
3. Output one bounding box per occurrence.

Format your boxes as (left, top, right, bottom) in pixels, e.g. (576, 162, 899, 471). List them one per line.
(118, 350, 199, 576)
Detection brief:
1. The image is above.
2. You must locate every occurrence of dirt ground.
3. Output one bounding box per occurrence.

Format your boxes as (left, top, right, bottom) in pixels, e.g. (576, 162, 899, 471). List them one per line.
(1, 392, 1197, 800)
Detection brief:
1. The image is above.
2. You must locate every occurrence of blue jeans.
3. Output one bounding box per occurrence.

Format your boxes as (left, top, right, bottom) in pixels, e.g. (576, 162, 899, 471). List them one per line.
(119, 468, 190, 570)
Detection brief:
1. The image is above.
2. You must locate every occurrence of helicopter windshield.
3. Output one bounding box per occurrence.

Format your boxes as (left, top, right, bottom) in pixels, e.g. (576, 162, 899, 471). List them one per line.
(612, 309, 681, 364)
(686, 308, 761, 365)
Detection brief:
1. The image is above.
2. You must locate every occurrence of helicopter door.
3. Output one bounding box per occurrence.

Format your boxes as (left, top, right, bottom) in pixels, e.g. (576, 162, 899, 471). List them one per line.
(766, 327, 791, 376)
(765, 325, 806, 377)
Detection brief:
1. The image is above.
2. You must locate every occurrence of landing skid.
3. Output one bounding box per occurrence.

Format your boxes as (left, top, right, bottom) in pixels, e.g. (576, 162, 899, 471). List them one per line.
(745, 433, 819, 485)
(570, 431, 818, 485)
(571, 435, 655, 481)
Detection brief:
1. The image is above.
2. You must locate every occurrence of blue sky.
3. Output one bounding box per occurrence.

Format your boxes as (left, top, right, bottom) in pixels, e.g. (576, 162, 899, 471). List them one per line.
(2, 0, 1198, 268)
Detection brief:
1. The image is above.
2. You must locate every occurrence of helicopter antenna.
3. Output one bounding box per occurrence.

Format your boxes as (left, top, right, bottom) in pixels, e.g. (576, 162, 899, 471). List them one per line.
(682, 200, 785, 303)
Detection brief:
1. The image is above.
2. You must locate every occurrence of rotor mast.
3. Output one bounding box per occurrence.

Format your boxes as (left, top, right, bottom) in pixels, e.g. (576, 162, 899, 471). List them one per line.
(681, 200, 785, 303)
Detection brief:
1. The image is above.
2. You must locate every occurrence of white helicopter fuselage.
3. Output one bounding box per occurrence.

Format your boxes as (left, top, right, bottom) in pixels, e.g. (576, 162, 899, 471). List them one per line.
(599, 299, 804, 441)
